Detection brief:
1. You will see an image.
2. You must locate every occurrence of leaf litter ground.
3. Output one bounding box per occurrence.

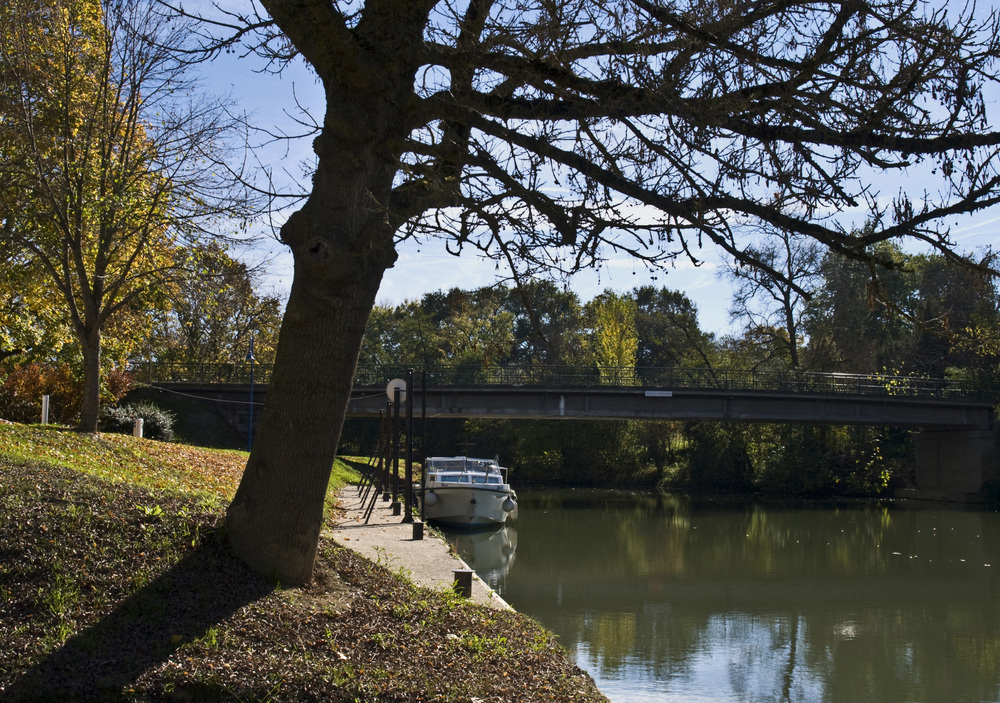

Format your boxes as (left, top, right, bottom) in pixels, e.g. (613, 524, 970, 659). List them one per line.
(0, 454, 607, 702)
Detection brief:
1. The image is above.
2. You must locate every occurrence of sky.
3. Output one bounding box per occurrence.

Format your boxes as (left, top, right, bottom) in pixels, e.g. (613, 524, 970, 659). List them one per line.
(203, 26, 1000, 339)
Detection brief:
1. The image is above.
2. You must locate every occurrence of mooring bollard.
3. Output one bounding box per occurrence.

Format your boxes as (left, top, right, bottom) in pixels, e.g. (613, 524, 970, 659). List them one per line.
(412, 521, 424, 540)
(453, 568, 473, 598)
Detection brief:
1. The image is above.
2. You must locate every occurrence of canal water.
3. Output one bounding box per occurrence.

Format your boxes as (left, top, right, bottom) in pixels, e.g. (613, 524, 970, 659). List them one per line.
(444, 489, 1000, 703)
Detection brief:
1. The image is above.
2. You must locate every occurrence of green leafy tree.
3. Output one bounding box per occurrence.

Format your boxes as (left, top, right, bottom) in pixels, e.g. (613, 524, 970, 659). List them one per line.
(802, 242, 916, 373)
(366, 287, 516, 367)
(802, 243, 997, 375)
(0, 0, 249, 431)
(190, 0, 1000, 583)
(359, 300, 440, 367)
(586, 290, 638, 384)
(432, 288, 515, 367)
(505, 280, 586, 366)
(909, 253, 1000, 377)
(634, 286, 717, 370)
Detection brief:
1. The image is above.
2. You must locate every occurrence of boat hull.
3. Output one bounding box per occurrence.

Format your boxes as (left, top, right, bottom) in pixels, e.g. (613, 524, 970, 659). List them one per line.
(420, 485, 518, 528)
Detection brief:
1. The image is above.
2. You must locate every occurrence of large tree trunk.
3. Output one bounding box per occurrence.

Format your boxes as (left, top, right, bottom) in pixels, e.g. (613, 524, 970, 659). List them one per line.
(225, 233, 392, 584)
(227, 0, 431, 585)
(226, 120, 400, 586)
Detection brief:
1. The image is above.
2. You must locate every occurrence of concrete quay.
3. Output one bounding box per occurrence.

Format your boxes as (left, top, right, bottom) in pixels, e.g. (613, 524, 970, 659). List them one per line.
(327, 486, 512, 611)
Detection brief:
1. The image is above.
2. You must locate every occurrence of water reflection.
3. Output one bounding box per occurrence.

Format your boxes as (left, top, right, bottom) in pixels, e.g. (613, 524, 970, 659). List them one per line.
(440, 524, 518, 591)
(451, 489, 1000, 703)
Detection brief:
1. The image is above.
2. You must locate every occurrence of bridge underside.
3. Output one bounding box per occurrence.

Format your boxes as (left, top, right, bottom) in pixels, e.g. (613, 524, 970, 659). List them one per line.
(348, 386, 993, 429)
(134, 382, 999, 502)
(349, 386, 998, 501)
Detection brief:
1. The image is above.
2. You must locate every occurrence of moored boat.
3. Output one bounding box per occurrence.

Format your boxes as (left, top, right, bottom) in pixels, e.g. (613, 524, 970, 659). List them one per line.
(419, 456, 518, 528)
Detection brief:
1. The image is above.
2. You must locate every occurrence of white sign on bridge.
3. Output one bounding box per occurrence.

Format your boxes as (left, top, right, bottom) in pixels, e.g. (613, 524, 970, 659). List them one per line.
(386, 378, 407, 402)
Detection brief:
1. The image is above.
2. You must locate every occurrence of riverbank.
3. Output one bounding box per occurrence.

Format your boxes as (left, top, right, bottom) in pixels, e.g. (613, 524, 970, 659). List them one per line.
(0, 423, 607, 702)
(330, 485, 513, 610)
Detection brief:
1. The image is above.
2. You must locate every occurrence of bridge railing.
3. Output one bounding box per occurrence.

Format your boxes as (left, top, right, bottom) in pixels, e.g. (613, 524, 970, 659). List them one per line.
(355, 365, 984, 399)
(133, 361, 994, 401)
(130, 361, 273, 385)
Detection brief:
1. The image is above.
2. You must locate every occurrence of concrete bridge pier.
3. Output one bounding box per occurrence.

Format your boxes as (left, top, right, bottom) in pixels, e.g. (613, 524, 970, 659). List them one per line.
(908, 429, 1000, 501)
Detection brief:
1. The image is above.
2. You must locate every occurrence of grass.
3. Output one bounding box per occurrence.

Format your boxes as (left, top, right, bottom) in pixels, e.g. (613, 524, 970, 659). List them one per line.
(0, 421, 607, 702)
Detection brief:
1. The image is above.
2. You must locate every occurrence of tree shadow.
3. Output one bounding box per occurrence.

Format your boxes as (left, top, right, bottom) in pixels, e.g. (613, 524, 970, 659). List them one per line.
(4, 530, 275, 702)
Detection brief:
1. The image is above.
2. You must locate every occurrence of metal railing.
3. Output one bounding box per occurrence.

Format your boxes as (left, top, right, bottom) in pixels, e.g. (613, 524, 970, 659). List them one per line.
(130, 361, 996, 401)
(131, 361, 269, 385)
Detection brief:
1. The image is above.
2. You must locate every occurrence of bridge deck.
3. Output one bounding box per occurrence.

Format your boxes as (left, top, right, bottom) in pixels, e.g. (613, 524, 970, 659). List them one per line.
(139, 363, 996, 429)
(348, 384, 995, 429)
(137, 363, 993, 399)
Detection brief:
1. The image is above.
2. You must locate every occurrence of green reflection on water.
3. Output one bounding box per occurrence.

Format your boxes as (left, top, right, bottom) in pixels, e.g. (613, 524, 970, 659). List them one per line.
(449, 489, 1000, 703)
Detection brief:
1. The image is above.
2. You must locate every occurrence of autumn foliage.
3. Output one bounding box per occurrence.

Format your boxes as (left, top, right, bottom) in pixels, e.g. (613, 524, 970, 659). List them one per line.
(0, 363, 134, 425)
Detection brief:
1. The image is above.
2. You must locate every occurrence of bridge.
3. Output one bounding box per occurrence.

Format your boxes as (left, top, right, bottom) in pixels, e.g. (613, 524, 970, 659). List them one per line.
(132, 362, 998, 499)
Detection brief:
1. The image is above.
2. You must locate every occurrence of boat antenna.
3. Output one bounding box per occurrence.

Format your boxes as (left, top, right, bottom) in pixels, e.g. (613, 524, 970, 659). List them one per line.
(457, 441, 474, 472)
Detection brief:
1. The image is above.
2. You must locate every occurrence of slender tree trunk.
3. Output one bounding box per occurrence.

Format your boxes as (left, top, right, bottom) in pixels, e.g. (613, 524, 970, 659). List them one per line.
(784, 297, 800, 371)
(78, 326, 102, 432)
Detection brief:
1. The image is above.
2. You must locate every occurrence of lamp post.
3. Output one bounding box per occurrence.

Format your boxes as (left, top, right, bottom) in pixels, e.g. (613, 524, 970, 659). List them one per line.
(246, 334, 255, 452)
(403, 368, 414, 523)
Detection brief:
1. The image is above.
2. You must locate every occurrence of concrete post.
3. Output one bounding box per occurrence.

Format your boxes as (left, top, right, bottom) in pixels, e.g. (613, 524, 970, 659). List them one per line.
(452, 568, 473, 598)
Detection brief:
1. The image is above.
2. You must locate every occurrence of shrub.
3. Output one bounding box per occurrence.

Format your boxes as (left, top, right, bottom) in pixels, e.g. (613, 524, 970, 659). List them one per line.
(0, 364, 82, 425)
(100, 401, 175, 442)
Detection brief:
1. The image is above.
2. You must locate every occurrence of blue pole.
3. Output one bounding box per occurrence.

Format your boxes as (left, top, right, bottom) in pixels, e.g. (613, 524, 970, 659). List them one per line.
(246, 335, 255, 452)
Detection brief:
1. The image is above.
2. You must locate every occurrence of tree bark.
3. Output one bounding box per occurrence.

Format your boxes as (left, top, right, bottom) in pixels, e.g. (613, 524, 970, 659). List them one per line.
(78, 326, 102, 433)
(226, 272, 387, 583)
(225, 55, 406, 585)
(225, 219, 394, 583)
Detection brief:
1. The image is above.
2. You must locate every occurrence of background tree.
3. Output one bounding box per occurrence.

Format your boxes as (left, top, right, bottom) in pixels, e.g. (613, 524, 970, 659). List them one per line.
(586, 290, 639, 384)
(908, 252, 1000, 377)
(800, 242, 997, 375)
(359, 300, 439, 367)
(145, 242, 283, 367)
(0, 0, 250, 431)
(802, 243, 916, 373)
(633, 285, 716, 370)
(426, 287, 516, 367)
(505, 280, 586, 366)
(724, 230, 823, 370)
(192, 0, 1000, 584)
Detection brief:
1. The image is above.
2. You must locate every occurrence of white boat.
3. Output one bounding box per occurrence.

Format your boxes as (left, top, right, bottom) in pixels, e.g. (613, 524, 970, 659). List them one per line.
(419, 456, 518, 528)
